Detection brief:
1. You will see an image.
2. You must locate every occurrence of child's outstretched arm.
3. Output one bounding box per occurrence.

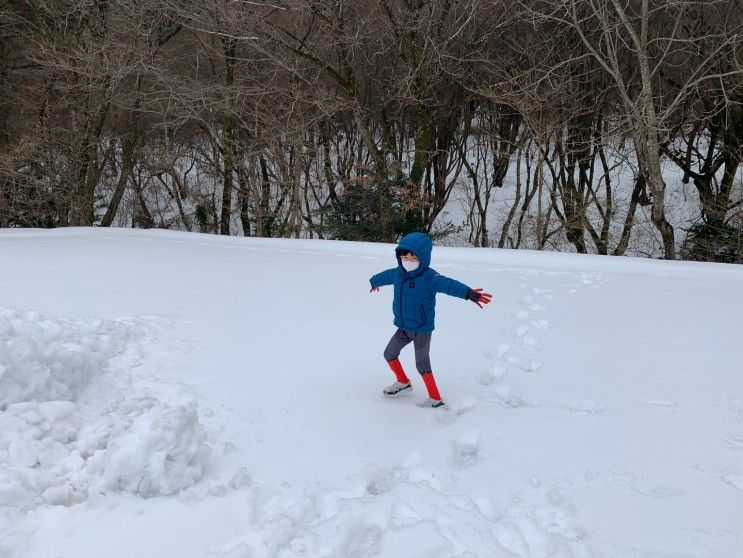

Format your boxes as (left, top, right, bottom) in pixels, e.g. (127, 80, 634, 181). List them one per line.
(369, 268, 397, 293)
(432, 273, 493, 309)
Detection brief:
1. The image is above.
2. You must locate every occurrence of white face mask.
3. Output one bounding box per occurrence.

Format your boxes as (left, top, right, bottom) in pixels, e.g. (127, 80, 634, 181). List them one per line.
(401, 259, 420, 272)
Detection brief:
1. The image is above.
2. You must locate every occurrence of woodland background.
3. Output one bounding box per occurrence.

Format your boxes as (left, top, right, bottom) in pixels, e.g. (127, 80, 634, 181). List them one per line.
(1, 0, 742, 261)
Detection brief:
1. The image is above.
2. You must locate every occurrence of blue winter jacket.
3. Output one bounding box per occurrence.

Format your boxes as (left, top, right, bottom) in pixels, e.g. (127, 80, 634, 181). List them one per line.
(369, 232, 472, 333)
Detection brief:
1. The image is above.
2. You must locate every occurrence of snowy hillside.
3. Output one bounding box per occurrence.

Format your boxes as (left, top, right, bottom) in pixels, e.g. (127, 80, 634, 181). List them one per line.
(1, 228, 742, 558)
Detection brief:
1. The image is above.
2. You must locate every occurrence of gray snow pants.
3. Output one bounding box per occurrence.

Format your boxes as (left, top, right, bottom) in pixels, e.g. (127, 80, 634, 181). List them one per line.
(384, 329, 432, 374)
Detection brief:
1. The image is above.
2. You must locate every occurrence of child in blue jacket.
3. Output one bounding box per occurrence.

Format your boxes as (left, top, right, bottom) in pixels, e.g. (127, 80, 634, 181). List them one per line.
(369, 232, 492, 407)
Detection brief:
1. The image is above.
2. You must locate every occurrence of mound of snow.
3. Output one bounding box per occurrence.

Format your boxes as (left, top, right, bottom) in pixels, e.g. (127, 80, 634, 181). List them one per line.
(0, 309, 145, 408)
(86, 397, 210, 498)
(0, 308, 211, 509)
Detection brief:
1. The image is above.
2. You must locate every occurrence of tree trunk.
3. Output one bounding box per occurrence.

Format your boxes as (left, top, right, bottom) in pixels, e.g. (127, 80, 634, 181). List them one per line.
(354, 112, 393, 242)
(100, 134, 135, 227)
(499, 143, 524, 248)
(219, 38, 237, 236)
(613, 175, 644, 256)
(257, 155, 272, 237)
(71, 95, 111, 226)
(640, 134, 675, 259)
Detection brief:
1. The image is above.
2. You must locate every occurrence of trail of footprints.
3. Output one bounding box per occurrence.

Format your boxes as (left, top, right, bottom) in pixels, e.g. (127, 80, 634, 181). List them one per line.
(438, 271, 608, 425)
(435, 276, 562, 433)
(430, 268, 742, 553)
(428, 272, 604, 555)
(476, 287, 552, 410)
(468, 270, 743, 504)
(500, 291, 550, 373)
(475, 272, 607, 414)
(438, 277, 560, 422)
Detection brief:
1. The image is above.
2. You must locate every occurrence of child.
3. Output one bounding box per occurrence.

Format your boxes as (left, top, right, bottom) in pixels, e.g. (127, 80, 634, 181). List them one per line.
(369, 232, 492, 408)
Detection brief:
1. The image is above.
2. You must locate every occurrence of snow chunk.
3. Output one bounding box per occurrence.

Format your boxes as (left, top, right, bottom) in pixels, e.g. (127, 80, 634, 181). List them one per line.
(453, 429, 481, 466)
(228, 467, 252, 490)
(86, 399, 210, 498)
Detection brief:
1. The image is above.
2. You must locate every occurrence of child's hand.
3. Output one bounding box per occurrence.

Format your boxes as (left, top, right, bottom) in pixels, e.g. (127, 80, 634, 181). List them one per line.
(467, 288, 492, 309)
(370, 287, 380, 293)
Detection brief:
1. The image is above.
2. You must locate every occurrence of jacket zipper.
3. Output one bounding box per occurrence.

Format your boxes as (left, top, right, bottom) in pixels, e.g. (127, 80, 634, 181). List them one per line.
(399, 270, 406, 325)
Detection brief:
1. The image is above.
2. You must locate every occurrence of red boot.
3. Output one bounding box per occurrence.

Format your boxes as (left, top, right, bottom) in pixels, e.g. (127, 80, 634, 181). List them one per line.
(387, 359, 410, 384)
(420, 372, 444, 407)
(383, 359, 412, 396)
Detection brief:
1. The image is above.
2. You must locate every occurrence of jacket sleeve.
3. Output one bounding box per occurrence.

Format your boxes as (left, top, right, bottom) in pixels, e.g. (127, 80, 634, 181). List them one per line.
(431, 272, 471, 299)
(370, 268, 397, 288)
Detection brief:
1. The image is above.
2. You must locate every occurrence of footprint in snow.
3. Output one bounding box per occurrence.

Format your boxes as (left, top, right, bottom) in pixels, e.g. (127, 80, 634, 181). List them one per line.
(722, 474, 743, 491)
(474, 496, 497, 520)
(638, 398, 674, 408)
(520, 336, 541, 351)
(492, 507, 589, 557)
(496, 343, 512, 359)
(507, 355, 542, 372)
(528, 303, 546, 311)
(521, 295, 534, 304)
(630, 479, 686, 499)
(515, 325, 530, 336)
(222, 441, 238, 455)
(344, 525, 383, 557)
(486, 385, 534, 408)
(366, 467, 402, 496)
(166, 339, 192, 353)
(436, 396, 479, 425)
(565, 399, 605, 415)
(390, 501, 421, 528)
(479, 365, 507, 385)
(454, 396, 478, 414)
(228, 467, 252, 490)
(725, 436, 743, 450)
(575, 271, 605, 285)
(514, 310, 530, 320)
(530, 319, 550, 330)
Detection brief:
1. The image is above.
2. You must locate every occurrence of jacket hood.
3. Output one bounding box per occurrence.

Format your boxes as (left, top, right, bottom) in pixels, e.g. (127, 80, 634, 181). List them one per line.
(396, 232, 432, 270)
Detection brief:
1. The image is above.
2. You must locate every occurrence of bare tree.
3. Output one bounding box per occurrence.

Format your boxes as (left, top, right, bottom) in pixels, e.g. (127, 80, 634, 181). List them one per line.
(514, 0, 743, 258)
(661, 4, 743, 234)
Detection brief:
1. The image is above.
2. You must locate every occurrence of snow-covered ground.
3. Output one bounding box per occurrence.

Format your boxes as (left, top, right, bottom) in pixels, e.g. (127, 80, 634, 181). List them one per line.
(1, 228, 742, 558)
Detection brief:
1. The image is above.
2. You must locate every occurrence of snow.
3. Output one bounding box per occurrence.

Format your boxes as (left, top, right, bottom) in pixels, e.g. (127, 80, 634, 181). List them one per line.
(1, 227, 743, 557)
(0, 308, 211, 514)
